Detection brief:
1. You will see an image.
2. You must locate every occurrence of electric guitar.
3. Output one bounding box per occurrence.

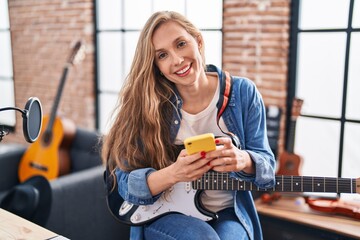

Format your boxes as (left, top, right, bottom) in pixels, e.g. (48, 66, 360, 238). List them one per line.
(18, 41, 86, 182)
(111, 172, 359, 226)
(277, 98, 304, 176)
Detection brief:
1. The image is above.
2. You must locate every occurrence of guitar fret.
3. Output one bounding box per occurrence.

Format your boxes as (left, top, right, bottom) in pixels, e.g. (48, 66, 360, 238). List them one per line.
(226, 173, 229, 190)
(312, 176, 314, 192)
(293, 176, 302, 192)
(221, 173, 224, 190)
(212, 172, 214, 190)
(215, 172, 218, 190)
(207, 173, 210, 189)
(326, 178, 338, 193)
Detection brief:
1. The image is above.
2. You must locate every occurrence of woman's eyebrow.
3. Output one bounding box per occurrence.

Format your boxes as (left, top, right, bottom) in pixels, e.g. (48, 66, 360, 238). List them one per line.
(154, 36, 184, 52)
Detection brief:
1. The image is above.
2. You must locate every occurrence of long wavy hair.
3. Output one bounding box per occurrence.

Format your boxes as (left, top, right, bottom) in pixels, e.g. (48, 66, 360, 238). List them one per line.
(102, 11, 206, 175)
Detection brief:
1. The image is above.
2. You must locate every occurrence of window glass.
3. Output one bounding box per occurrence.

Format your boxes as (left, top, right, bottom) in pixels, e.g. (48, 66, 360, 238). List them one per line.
(0, 1, 15, 127)
(153, 0, 185, 14)
(98, 32, 123, 93)
(299, 0, 350, 30)
(123, 0, 152, 29)
(296, 32, 346, 118)
(0, 32, 13, 78)
(352, 0, 360, 28)
(0, 80, 16, 126)
(96, 0, 122, 30)
(295, 117, 340, 195)
(124, 31, 140, 79)
(187, 0, 223, 29)
(0, 0, 9, 29)
(346, 32, 360, 120)
(98, 93, 119, 134)
(341, 122, 360, 200)
(201, 31, 222, 67)
(342, 122, 360, 178)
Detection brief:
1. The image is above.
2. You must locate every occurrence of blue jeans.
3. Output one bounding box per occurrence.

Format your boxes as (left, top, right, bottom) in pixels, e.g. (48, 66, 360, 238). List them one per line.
(143, 208, 249, 240)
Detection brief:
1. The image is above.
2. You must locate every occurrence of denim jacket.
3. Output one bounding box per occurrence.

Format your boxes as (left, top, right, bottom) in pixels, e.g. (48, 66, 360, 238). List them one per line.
(115, 65, 276, 240)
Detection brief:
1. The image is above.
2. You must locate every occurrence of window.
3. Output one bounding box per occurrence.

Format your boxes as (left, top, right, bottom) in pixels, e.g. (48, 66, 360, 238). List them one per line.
(95, 0, 223, 133)
(288, 0, 360, 200)
(0, 0, 15, 127)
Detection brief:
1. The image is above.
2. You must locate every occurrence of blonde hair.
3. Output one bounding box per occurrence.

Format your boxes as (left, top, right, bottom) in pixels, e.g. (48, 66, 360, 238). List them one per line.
(102, 11, 205, 174)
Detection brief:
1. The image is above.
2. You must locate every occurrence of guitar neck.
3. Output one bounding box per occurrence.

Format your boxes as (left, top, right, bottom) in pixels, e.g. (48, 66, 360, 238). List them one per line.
(45, 66, 70, 133)
(286, 119, 297, 153)
(192, 172, 359, 194)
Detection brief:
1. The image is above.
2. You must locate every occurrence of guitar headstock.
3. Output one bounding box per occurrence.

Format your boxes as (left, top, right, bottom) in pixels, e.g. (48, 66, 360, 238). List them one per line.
(67, 40, 86, 66)
(291, 98, 304, 120)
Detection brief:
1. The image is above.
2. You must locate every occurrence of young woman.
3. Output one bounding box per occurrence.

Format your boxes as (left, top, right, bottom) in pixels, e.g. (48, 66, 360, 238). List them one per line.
(102, 11, 275, 240)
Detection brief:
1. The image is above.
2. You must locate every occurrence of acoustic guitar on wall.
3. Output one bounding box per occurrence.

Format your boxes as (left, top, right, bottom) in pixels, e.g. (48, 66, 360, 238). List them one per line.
(18, 41, 85, 183)
(277, 98, 304, 176)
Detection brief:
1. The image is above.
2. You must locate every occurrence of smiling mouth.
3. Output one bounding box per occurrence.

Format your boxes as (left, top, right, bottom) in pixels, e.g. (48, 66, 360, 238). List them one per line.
(175, 64, 191, 76)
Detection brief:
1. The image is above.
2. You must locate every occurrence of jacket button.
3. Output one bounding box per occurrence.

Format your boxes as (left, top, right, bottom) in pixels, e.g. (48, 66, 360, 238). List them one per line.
(174, 120, 179, 124)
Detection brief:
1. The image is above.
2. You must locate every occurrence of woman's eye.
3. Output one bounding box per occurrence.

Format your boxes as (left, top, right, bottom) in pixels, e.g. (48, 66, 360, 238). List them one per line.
(178, 41, 186, 48)
(158, 52, 167, 59)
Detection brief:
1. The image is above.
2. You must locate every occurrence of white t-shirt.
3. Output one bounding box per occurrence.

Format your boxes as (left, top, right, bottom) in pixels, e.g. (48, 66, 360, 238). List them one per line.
(174, 80, 234, 213)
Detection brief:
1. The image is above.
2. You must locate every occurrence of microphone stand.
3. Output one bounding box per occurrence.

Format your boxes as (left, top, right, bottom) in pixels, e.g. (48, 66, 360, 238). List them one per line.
(0, 107, 28, 142)
(0, 127, 9, 142)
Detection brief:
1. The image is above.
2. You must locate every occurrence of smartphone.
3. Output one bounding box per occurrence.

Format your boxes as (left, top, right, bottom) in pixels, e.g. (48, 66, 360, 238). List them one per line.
(184, 133, 216, 155)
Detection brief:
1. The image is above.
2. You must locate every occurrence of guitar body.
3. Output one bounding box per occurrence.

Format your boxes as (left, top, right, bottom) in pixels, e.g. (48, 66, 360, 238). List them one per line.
(118, 182, 216, 226)
(18, 116, 76, 182)
(277, 152, 303, 176)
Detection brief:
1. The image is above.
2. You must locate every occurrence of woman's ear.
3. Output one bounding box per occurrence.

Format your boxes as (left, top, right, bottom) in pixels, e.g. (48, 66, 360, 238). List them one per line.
(197, 35, 203, 50)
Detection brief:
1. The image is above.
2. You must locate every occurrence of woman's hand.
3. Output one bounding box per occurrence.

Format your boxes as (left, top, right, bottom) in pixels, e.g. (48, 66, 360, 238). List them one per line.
(206, 137, 255, 174)
(170, 149, 213, 183)
(148, 149, 213, 196)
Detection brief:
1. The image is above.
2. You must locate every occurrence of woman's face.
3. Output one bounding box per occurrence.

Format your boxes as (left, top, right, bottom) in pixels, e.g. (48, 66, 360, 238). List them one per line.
(152, 21, 204, 87)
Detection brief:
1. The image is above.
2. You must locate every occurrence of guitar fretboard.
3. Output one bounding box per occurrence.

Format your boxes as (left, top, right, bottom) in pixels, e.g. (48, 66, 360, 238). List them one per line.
(192, 172, 358, 194)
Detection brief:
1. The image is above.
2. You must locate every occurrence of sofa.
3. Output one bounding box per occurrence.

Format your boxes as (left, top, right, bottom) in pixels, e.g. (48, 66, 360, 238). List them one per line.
(0, 128, 130, 240)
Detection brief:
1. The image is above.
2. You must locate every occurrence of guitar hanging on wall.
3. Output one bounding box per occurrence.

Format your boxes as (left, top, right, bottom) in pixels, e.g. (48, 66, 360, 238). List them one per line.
(18, 41, 86, 183)
(277, 98, 304, 176)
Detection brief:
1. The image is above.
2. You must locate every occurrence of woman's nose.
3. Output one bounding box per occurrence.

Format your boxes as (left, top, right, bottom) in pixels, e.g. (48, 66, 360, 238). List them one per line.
(172, 53, 184, 66)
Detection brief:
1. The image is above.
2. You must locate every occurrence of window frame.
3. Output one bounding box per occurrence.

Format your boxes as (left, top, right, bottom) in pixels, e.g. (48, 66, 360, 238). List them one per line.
(94, 0, 223, 133)
(287, 0, 360, 182)
(0, 0, 15, 130)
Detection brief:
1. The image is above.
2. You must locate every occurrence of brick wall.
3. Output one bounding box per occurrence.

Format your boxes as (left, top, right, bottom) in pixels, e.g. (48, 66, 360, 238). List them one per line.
(5, 0, 290, 156)
(5, 0, 95, 144)
(223, 0, 291, 155)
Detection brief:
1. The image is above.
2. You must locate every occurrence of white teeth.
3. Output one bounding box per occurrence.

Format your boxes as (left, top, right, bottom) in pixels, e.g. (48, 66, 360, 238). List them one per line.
(176, 65, 190, 75)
